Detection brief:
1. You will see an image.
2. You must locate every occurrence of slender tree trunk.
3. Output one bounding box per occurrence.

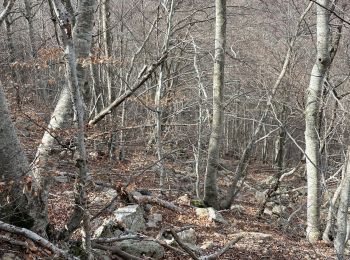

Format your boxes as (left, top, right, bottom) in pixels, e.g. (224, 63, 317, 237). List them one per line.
(23, 0, 35, 57)
(155, 0, 174, 189)
(305, 0, 331, 243)
(102, 0, 113, 104)
(334, 148, 350, 259)
(203, 0, 226, 208)
(323, 170, 342, 243)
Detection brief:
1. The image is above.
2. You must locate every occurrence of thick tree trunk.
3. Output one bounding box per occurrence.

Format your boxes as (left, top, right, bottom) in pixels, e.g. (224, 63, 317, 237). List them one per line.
(203, 0, 226, 208)
(0, 85, 33, 228)
(305, 0, 331, 243)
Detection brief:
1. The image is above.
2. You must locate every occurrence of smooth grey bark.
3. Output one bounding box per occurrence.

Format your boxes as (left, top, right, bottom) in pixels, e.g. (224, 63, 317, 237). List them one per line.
(101, 0, 113, 104)
(66, 37, 93, 260)
(334, 148, 350, 259)
(322, 169, 342, 243)
(154, 0, 174, 189)
(5, 12, 21, 92)
(0, 84, 33, 228)
(203, 0, 226, 208)
(305, 0, 331, 243)
(23, 0, 35, 57)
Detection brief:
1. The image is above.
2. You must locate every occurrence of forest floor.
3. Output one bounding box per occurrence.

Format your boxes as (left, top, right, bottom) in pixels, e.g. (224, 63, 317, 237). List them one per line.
(0, 101, 340, 259)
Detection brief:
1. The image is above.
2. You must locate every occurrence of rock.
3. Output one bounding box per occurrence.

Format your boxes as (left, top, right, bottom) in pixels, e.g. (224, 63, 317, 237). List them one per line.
(255, 191, 266, 204)
(266, 201, 275, 208)
(219, 159, 233, 170)
(114, 205, 146, 232)
(183, 243, 202, 255)
(176, 194, 191, 206)
(1, 253, 21, 260)
(115, 240, 164, 259)
(230, 204, 245, 213)
(264, 208, 273, 216)
(54, 174, 69, 183)
(177, 228, 196, 244)
(93, 249, 112, 260)
(200, 240, 215, 250)
(272, 205, 286, 216)
(93, 218, 123, 238)
(262, 176, 276, 185)
(297, 187, 307, 196)
(147, 213, 163, 228)
(104, 188, 118, 199)
(196, 207, 228, 224)
(239, 231, 272, 240)
(143, 204, 153, 212)
(136, 189, 152, 196)
(161, 228, 198, 248)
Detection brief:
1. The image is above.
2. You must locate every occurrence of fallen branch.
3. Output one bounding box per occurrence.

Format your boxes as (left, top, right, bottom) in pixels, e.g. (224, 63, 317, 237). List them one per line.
(92, 242, 145, 260)
(169, 229, 199, 260)
(89, 53, 168, 126)
(93, 235, 141, 244)
(93, 234, 187, 256)
(132, 194, 184, 213)
(0, 235, 28, 248)
(199, 236, 243, 260)
(0, 220, 77, 260)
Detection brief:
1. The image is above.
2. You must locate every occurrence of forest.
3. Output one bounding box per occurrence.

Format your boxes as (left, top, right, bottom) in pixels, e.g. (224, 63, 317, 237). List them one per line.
(0, 0, 350, 259)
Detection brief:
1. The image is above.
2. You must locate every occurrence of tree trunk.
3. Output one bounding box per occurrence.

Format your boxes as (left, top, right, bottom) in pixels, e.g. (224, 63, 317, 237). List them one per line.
(155, 0, 174, 189)
(334, 148, 350, 259)
(23, 0, 35, 57)
(50, 1, 95, 257)
(203, 0, 226, 208)
(305, 0, 331, 243)
(102, 0, 113, 104)
(0, 84, 33, 229)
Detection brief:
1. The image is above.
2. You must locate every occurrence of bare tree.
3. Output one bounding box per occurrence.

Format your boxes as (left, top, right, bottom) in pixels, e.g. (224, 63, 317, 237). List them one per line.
(305, 0, 331, 243)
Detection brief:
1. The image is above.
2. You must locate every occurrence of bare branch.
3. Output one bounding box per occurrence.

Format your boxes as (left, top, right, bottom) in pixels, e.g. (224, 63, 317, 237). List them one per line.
(0, 0, 15, 26)
(88, 52, 168, 126)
